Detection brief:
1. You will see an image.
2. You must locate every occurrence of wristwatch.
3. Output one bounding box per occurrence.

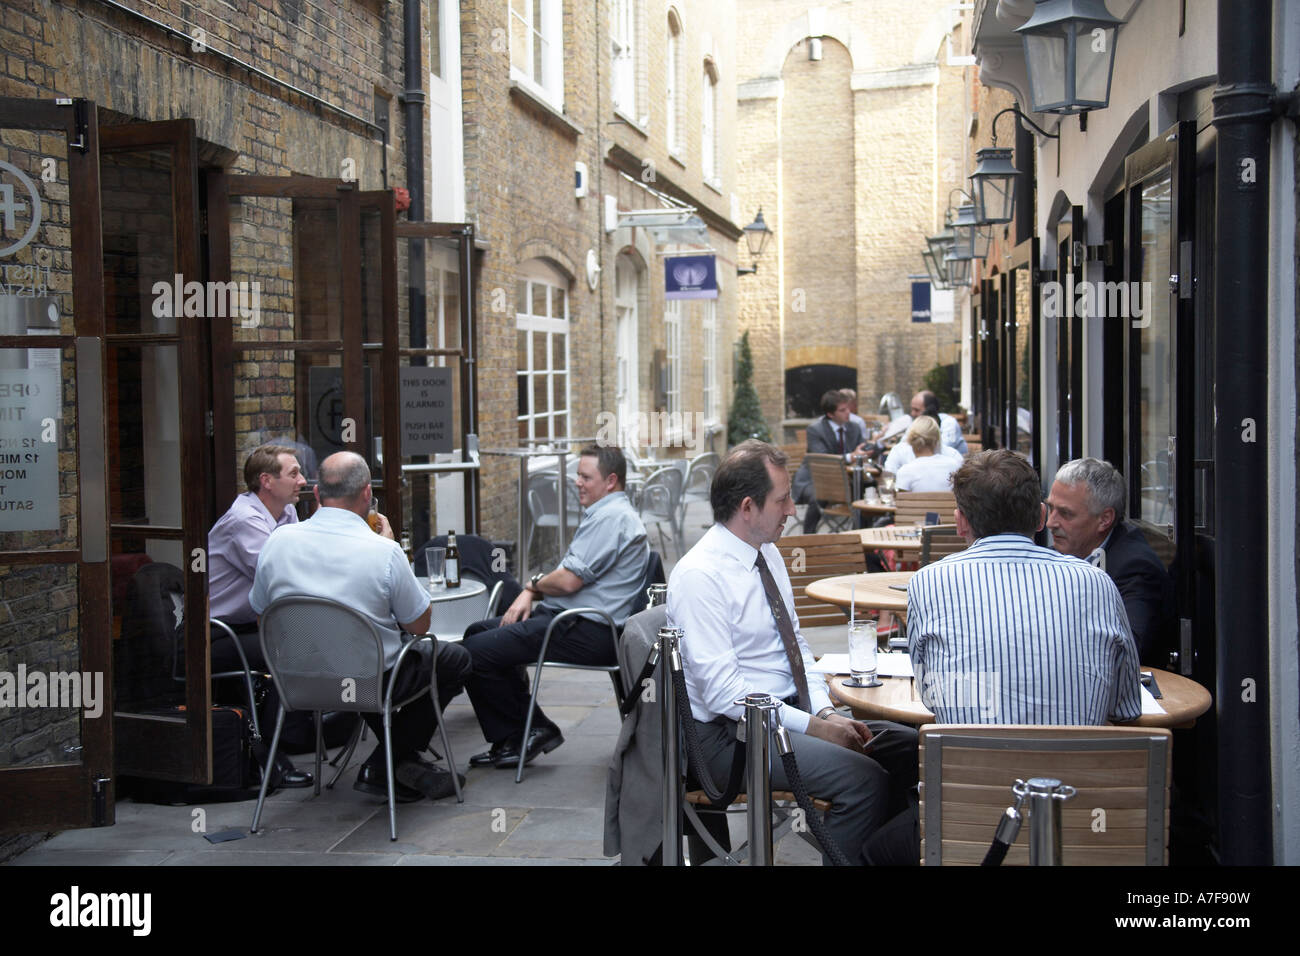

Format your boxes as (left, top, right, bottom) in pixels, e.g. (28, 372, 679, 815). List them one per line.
(816, 706, 837, 720)
(529, 572, 545, 593)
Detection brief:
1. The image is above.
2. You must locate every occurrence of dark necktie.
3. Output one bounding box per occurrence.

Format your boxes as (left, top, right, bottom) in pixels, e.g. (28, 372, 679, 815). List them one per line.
(837, 425, 845, 455)
(754, 551, 811, 711)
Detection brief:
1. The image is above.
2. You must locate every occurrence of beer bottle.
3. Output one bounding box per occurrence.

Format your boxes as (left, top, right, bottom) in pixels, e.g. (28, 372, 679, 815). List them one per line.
(445, 530, 461, 588)
(400, 531, 413, 567)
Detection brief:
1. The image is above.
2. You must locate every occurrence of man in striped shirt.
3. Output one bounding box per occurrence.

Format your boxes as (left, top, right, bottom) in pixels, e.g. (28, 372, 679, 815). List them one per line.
(906, 450, 1143, 725)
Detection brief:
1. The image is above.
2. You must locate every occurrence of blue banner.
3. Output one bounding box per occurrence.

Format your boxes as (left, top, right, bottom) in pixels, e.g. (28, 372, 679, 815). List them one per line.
(911, 281, 932, 322)
(664, 254, 718, 300)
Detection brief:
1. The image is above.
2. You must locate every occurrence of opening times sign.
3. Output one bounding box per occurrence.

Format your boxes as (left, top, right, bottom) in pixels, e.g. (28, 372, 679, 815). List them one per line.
(0, 367, 59, 531)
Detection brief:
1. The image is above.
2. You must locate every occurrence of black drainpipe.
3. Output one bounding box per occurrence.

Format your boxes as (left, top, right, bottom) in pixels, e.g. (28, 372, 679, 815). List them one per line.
(1211, 0, 1275, 864)
(404, 0, 430, 546)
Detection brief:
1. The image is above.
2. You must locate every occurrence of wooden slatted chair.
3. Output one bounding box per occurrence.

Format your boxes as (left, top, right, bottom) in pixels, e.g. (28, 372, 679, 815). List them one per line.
(804, 453, 855, 532)
(775, 532, 865, 627)
(919, 524, 968, 566)
(781, 443, 805, 486)
(919, 725, 1172, 866)
(893, 490, 957, 528)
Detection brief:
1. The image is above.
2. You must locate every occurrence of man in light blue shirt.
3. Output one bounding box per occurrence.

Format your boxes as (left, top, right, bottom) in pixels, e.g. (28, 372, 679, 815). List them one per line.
(250, 452, 472, 802)
(463, 446, 651, 770)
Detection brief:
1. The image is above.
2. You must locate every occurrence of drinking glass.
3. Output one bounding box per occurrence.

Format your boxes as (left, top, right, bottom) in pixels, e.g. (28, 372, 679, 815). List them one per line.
(423, 547, 447, 594)
(645, 583, 668, 608)
(367, 499, 383, 533)
(846, 620, 881, 687)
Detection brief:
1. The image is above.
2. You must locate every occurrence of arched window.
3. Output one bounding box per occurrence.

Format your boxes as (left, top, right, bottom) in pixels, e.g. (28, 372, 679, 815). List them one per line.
(515, 260, 571, 441)
(702, 58, 719, 184)
(666, 9, 683, 153)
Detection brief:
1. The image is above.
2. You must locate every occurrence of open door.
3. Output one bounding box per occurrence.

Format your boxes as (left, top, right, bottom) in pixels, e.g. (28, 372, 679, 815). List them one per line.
(205, 175, 405, 528)
(98, 118, 214, 782)
(0, 98, 114, 830)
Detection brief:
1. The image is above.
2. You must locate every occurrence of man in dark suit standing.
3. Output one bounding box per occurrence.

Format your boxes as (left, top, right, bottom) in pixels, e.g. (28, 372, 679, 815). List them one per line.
(793, 389, 868, 533)
(1046, 457, 1176, 661)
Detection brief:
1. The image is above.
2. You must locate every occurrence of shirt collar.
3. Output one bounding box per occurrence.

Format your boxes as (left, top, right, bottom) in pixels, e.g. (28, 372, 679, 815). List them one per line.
(246, 490, 291, 525)
(582, 489, 628, 518)
(306, 505, 369, 529)
(711, 522, 763, 568)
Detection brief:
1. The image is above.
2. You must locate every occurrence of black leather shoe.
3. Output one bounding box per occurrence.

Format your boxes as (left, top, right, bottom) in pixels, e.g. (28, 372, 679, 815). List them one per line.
(492, 726, 564, 769)
(354, 763, 423, 803)
(396, 757, 466, 800)
(279, 768, 314, 789)
(470, 738, 519, 768)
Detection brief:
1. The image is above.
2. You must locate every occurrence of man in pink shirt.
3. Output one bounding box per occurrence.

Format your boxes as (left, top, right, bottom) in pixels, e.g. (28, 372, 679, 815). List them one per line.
(207, 444, 311, 787)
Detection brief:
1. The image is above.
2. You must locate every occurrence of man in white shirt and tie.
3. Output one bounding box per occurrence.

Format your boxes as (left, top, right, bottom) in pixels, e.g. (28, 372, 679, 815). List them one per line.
(669, 440, 918, 864)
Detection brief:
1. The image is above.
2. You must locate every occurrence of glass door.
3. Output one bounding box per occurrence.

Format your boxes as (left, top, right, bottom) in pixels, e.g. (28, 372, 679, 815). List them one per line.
(99, 119, 213, 781)
(1003, 237, 1040, 468)
(0, 98, 113, 831)
(1055, 205, 1085, 466)
(205, 174, 391, 524)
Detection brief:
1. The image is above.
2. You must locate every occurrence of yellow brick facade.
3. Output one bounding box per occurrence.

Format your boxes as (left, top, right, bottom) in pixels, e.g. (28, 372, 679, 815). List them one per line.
(736, 0, 973, 434)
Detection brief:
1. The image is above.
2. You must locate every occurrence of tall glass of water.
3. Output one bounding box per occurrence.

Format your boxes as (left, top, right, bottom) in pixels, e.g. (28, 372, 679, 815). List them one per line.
(847, 619, 881, 687)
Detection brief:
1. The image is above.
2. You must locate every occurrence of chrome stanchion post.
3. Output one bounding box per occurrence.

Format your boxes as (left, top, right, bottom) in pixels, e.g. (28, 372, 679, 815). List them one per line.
(660, 626, 684, 866)
(737, 692, 781, 866)
(1025, 777, 1077, 865)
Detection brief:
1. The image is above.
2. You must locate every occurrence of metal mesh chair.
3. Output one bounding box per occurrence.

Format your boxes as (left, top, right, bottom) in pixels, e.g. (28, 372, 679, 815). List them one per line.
(515, 551, 664, 783)
(637, 466, 684, 557)
(251, 596, 463, 841)
(679, 451, 718, 530)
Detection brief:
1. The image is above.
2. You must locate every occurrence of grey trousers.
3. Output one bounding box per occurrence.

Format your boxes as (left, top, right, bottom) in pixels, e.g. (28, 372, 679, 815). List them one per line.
(690, 716, 918, 865)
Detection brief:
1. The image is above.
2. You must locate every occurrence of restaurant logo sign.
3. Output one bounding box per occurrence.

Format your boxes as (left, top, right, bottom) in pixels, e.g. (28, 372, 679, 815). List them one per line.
(0, 160, 41, 258)
(664, 254, 717, 300)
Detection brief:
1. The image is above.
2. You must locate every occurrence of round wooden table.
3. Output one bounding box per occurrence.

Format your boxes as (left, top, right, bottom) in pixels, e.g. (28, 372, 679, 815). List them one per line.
(804, 571, 914, 613)
(856, 527, 924, 555)
(853, 499, 897, 518)
(826, 666, 1212, 729)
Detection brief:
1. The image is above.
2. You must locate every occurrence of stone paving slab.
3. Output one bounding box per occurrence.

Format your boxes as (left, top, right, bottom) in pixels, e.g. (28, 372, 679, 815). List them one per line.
(6, 514, 863, 867)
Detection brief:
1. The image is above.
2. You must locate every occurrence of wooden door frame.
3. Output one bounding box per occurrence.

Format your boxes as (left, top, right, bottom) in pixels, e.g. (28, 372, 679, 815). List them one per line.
(0, 97, 113, 830)
(98, 118, 213, 783)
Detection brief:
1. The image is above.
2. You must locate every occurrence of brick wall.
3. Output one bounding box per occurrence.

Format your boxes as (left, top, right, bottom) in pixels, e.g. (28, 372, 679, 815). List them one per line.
(0, 0, 405, 770)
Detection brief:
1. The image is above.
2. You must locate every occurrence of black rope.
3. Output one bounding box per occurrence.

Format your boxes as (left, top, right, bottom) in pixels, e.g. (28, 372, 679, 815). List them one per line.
(778, 750, 852, 866)
(671, 663, 743, 807)
(981, 840, 1010, 866)
(669, 661, 851, 864)
(619, 647, 660, 719)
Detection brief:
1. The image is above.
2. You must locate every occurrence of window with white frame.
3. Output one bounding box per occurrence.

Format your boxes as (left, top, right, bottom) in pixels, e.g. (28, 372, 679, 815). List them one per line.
(666, 10, 682, 153)
(664, 298, 682, 418)
(516, 261, 570, 442)
(701, 298, 717, 423)
(611, 0, 636, 117)
(702, 60, 718, 184)
(510, 0, 563, 108)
